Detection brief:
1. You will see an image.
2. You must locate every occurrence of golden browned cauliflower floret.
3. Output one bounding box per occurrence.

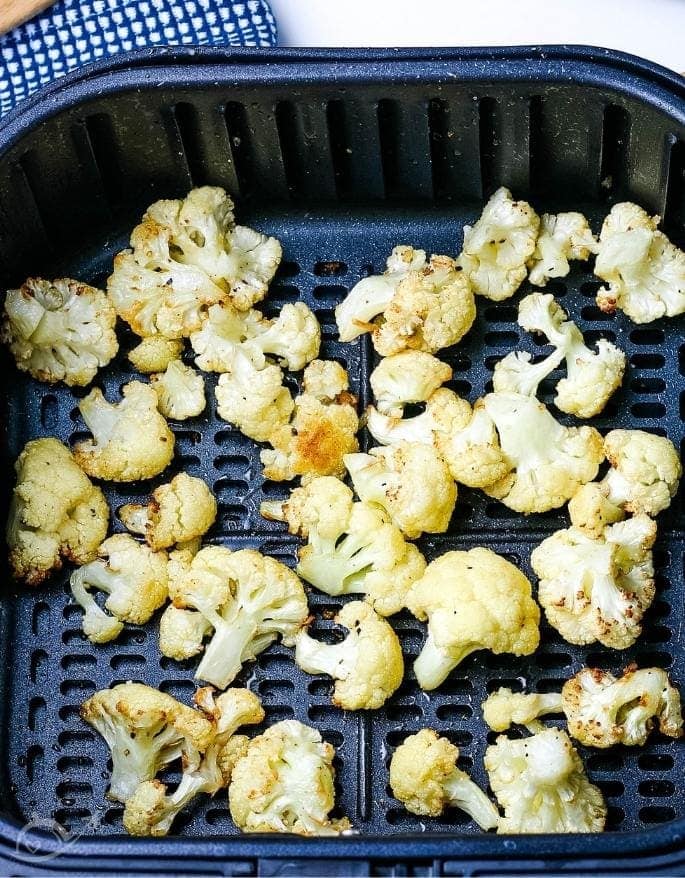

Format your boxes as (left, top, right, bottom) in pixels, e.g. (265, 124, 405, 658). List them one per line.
(73, 380, 175, 481)
(562, 666, 683, 749)
(484, 728, 606, 834)
(6, 437, 109, 586)
(127, 336, 184, 373)
(120, 473, 217, 551)
(369, 350, 452, 417)
(69, 533, 168, 643)
(261, 476, 425, 616)
(458, 187, 540, 300)
(482, 687, 563, 733)
(261, 360, 359, 482)
(229, 720, 350, 835)
(531, 514, 657, 649)
(344, 441, 456, 539)
(389, 729, 499, 827)
(295, 601, 404, 710)
(594, 202, 685, 323)
(407, 548, 540, 690)
(150, 360, 206, 420)
(1, 277, 118, 387)
(527, 212, 597, 287)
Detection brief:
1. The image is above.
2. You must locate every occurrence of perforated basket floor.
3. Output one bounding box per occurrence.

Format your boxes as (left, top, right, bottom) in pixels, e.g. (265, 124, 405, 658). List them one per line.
(0, 46, 684, 876)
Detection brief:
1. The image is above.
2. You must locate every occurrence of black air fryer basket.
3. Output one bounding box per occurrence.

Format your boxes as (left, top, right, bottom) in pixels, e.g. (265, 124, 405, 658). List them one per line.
(0, 46, 684, 876)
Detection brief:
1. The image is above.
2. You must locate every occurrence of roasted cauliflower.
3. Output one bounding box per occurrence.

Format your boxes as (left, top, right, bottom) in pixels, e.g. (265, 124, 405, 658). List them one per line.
(366, 387, 472, 451)
(527, 212, 597, 287)
(150, 360, 206, 420)
(369, 350, 452, 417)
(482, 687, 563, 733)
(127, 336, 184, 373)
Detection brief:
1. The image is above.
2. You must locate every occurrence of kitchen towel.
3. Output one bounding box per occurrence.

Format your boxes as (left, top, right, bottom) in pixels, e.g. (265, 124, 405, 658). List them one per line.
(0, 0, 277, 116)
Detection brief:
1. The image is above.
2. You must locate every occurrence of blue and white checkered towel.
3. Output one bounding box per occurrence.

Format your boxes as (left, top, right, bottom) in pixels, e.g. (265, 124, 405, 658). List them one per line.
(0, 0, 277, 117)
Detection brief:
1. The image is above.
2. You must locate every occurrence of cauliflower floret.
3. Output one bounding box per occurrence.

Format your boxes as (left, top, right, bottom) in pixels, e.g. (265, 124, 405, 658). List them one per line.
(531, 514, 657, 649)
(366, 388, 471, 449)
(389, 729, 499, 828)
(482, 688, 563, 733)
(6, 438, 109, 586)
(229, 720, 349, 835)
(296, 601, 403, 710)
(1, 277, 118, 387)
(108, 187, 282, 337)
(562, 666, 683, 748)
(120, 473, 217, 551)
(407, 548, 540, 691)
(484, 728, 606, 834)
(150, 360, 206, 420)
(128, 336, 184, 373)
(437, 400, 511, 488)
(594, 202, 685, 323)
(261, 360, 359, 482)
(369, 351, 452, 417)
(335, 245, 427, 342)
(516, 292, 626, 418)
(344, 442, 456, 539)
(159, 546, 309, 689)
(81, 683, 214, 803)
(481, 391, 604, 513)
(458, 187, 540, 300)
(123, 687, 264, 837)
(246, 302, 321, 371)
(73, 380, 175, 481)
(527, 212, 597, 287)
(569, 430, 682, 536)
(261, 476, 425, 616)
(69, 534, 168, 643)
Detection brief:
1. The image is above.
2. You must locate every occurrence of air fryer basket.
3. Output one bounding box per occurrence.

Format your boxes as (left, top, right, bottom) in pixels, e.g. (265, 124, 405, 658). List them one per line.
(0, 46, 684, 876)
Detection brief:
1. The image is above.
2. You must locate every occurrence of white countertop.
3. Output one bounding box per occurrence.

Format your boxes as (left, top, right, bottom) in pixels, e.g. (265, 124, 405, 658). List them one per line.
(269, 0, 685, 73)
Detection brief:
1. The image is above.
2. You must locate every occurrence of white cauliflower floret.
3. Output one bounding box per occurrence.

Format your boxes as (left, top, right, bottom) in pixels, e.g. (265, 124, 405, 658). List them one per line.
(367, 387, 472, 450)
(7, 438, 108, 586)
(69, 534, 168, 643)
(120, 473, 217, 551)
(128, 337, 184, 373)
(437, 400, 511, 488)
(73, 380, 175, 481)
(369, 350, 452, 417)
(81, 683, 215, 803)
(516, 292, 626, 418)
(527, 212, 597, 287)
(407, 548, 540, 691)
(531, 514, 657, 649)
(108, 187, 282, 338)
(189, 301, 256, 373)
(246, 302, 321, 371)
(335, 245, 427, 342)
(229, 720, 350, 835)
(482, 688, 563, 733)
(389, 729, 499, 828)
(159, 546, 309, 689)
(458, 187, 540, 300)
(1, 277, 118, 387)
(261, 476, 425, 616)
(296, 601, 404, 710)
(569, 429, 682, 536)
(150, 360, 206, 420)
(123, 687, 264, 837)
(562, 666, 683, 748)
(594, 202, 685, 323)
(345, 442, 456, 538)
(261, 360, 359, 482)
(484, 728, 606, 833)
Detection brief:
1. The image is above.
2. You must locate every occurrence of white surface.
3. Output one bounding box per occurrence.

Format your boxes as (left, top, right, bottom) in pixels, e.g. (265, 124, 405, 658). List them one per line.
(269, 0, 685, 73)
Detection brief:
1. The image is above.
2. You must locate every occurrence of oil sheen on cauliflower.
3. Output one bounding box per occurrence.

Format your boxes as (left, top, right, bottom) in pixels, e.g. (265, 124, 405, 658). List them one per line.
(1, 277, 118, 387)
(389, 729, 499, 827)
(7, 437, 109, 586)
(229, 720, 350, 835)
(531, 514, 657, 649)
(484, 728, 606, 833)
(73, 380, 175, 481)
(527, 212, 597, 287)
(482, 687, 563, 733)
(562, 666, 683, 748)
(159, 546, 309, 689)
(108, 187, 282, 338)
(261, 476, 425, 616)
(407, 548, 540, 690)
(295, 601, 404, 710)
(120, 472, 217, 551)
(458, 187, 540, 300)
(150, 360, 206, 420)
(594, 202, 685, 323)
(70, 533, 169, 643)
